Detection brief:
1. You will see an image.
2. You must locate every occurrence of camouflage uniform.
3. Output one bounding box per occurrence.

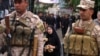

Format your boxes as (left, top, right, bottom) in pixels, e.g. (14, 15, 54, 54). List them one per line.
(0, 11, 45, 56)
(64, 19, 100, 56)
(64, 0, 100, 56)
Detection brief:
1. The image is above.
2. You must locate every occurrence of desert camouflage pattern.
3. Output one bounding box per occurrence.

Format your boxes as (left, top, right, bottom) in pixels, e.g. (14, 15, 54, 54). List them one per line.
(64, 19, 100, 56)
(0, 11, 45, 56)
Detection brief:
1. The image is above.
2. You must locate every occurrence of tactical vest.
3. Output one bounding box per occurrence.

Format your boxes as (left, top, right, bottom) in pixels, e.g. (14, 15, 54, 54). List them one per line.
(64, 20, 99, 56)
(0, 24, 5, 33)
(10, 17, 32, 46)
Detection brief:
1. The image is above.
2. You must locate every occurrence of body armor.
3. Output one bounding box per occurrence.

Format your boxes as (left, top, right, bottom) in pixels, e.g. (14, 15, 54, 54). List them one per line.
(67, 34, 98, 55)
(64, 20, 99, 56)
(10, 17, 32, 46)
(0, 25, 5, 33)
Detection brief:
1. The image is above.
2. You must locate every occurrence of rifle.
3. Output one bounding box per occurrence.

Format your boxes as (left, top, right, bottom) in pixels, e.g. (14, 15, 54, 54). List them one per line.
(27, 28, 35, 56)
(19, 28, 39, 56)
(32, 35, 38, 56)
(5, 16, 12, 56)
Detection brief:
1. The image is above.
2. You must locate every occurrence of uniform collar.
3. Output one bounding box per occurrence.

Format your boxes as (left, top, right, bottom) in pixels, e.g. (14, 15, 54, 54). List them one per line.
(78, 19, 93, 27)
(15, 10, 27, 18)
(81, 19, 93, 24)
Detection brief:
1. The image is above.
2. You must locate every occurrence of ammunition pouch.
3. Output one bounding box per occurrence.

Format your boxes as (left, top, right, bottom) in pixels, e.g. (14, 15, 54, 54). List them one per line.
(11, 26, 32, 46)
(10, 16, 33, 46)
(0, 25, 5, 33)
(23, 27, 32, 35)
(65, 34, 98, 56)
(16, 26, 23, 34)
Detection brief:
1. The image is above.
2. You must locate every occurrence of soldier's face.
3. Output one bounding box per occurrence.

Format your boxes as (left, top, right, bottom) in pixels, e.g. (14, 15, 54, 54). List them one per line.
(47, 27, 53, 34)
(14, 0, 28, 13)
(79, 8, 93, 21)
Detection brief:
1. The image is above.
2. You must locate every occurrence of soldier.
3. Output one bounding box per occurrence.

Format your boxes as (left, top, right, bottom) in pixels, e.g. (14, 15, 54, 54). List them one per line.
(64, 0, 100, 56)
(0, 0, 45, 56)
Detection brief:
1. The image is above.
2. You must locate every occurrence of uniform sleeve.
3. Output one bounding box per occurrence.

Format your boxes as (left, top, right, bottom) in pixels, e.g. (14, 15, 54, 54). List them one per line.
(37, 34, 44, 56)
(93, 25, 100, 50)
(0, 18, 7, 48)
(32, 14, 45, 56)
(0, 19, 6, 28)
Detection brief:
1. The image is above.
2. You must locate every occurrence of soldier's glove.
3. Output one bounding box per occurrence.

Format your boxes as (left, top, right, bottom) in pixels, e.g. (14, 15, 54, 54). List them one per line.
(0, 46, 7, 54)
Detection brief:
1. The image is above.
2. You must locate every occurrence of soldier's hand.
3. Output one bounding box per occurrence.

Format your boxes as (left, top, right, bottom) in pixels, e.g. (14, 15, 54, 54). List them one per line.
(43, 38, 48, 42)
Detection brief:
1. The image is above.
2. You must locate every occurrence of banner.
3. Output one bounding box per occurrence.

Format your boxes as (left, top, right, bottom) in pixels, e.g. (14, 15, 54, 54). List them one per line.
(39, 0, 59, 3)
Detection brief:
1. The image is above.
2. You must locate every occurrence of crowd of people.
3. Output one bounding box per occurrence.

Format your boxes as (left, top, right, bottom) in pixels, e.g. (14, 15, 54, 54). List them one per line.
(38, 12, 76, 37)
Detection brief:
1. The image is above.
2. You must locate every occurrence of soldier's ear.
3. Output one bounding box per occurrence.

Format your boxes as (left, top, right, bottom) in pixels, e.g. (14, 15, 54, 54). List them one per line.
(91, 10, 94, 16)
(89, 8, 94, 15)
